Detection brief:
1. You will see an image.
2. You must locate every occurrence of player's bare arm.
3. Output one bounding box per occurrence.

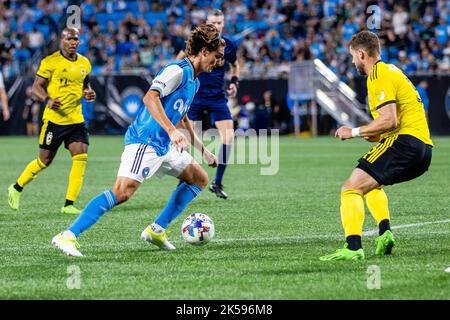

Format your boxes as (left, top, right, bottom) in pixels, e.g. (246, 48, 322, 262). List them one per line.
(227, 60, 240, 98)
(335, 103, 397, 141)
(32, 75, 61, 110)
(1, 88, 9, 121)
(83, 75, 96, 102)
(181, 115, 218, 167)
(143, 89, 188, 151)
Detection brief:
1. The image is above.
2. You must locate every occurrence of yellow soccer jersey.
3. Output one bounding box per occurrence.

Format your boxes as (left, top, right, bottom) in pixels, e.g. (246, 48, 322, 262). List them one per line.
(37, 51, 92, 125)
(366, 61, 433, 146)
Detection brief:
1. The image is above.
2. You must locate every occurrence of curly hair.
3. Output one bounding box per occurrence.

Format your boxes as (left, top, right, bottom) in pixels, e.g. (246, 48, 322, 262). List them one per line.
(185, 24, 225, 56)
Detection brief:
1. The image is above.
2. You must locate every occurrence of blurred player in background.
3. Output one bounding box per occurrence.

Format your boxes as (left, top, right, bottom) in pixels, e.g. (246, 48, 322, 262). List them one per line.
(22, 86, 41, 136)
(320, 31, 433, 261)
(52, 24, 222, 257)
(0, 69, 10, 122)
(177, 9, 240, 199)
(7, 28, 96, 214)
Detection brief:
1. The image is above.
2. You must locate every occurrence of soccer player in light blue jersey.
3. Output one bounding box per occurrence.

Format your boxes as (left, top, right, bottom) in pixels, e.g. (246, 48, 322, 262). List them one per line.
(52, 24, 225, 256)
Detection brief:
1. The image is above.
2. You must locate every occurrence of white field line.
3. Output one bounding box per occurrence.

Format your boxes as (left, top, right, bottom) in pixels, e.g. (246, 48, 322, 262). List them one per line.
(211, 219, 450, 243)
(0, 219, 449, 251)
(362, 219, 450, 236)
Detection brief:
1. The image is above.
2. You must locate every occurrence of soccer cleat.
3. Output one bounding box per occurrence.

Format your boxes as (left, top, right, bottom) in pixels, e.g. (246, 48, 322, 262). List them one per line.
(61, 205, 81, 215)
(209, 181, 228, 199)
(52, 232, 83, 257)
(375, 230, 395, 255)
(8, 184, 21, 211)
(319, 243, 365, 261)
(140, 225, 176, 250)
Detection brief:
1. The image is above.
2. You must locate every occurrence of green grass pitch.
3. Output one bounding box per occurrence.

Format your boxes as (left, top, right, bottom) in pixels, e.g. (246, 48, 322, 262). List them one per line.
(0, 135, 449, 299)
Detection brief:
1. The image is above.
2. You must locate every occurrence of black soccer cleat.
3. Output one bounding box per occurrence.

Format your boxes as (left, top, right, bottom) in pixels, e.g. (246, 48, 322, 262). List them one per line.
(209, 181, 228, 199)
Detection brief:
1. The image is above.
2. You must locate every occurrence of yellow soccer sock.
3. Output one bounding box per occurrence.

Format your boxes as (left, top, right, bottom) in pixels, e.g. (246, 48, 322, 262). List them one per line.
(17, 158, 47, 188)
(65, 153, 88, 203)
(365, 188, 391, 234)
(340, 189, 365, 240)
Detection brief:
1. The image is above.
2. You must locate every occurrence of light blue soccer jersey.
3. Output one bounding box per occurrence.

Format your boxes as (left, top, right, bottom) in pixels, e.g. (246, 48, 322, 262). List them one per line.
(125, 58, 199, 156)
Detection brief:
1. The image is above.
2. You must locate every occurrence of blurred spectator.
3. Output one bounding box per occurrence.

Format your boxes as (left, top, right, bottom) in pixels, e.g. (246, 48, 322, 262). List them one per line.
(416, 80, 429, 120)
(0, 69, 9, 122)
(0, 0, 449, 80)
(22, 86, 40, 136)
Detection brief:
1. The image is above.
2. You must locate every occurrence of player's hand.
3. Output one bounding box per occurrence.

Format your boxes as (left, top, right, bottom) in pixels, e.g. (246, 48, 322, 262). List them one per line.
(48, 98, 62, 110)
(227, 83, 237, 98)
(83, 88, 96, 102)
(2, 108, 10, 121)
(364, 135, 381, 142)
(335, 126, 353, 140)
(203, 149, 218, 168)
(169, 129, 189, 152)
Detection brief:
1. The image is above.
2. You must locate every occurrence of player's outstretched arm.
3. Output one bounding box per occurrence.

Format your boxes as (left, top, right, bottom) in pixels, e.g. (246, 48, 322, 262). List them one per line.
(335, 103, 397, 141)
(83, 76, 96, 102)
(143, 89, 188, 152)
(227, 60, 240, 98)
(0, 88, 9, 121)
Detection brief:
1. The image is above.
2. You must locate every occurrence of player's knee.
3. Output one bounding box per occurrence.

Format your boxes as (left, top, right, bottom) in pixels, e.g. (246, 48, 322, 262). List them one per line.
(195, 171, 209, 189)
(39, 156, 53, 166)
(112, 185, 134, 203)
(341, 184, 363, 195)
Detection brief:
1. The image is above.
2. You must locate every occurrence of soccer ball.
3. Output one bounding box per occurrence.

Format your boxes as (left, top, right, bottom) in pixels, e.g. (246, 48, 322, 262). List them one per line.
(181, 213, 215, 245)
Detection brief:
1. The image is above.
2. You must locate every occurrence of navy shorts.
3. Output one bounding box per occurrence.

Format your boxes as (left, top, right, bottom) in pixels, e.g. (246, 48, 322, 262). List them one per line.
(188, 98, 232, 124)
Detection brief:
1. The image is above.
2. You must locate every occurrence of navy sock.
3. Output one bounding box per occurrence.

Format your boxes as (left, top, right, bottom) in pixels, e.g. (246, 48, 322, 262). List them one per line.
(346, 235, 362, 250)
(69, 189, 117, 237)
(215, 144, 231, 185)
(155, 182, 202, 229)
(379, 219, 391, 235)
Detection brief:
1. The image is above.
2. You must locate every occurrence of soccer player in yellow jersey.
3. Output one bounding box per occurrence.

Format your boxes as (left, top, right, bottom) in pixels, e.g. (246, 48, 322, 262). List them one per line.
(320, 31, 433, 261)
(8, 28, 96, 215)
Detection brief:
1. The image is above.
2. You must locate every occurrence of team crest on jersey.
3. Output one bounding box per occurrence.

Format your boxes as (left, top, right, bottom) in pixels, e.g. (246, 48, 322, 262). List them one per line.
(46, 132, 53, 145)
(142, 167, 150, 178)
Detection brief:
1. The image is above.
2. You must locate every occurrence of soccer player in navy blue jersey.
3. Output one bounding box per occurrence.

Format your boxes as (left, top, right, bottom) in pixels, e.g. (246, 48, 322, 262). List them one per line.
(177, 9, 240, 199)
(51, 24, 224, 257)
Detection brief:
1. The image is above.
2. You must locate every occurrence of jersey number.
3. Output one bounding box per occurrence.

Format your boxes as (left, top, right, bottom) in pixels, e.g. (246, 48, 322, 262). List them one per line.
(173, 99, 188, 115)
(60, 78, 69, 87)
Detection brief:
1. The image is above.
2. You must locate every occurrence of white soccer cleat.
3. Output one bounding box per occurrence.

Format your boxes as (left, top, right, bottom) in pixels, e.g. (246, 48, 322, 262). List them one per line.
(52, 231, 83, 257)
(140, 225, 176, 251)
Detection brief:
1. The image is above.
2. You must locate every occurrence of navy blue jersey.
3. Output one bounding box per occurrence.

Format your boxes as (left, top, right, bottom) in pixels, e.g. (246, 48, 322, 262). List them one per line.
(193, 35, 238, 101)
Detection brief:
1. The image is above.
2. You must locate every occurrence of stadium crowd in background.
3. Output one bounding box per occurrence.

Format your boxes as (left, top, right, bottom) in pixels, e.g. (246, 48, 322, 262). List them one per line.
(0, 0, 449, 83)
